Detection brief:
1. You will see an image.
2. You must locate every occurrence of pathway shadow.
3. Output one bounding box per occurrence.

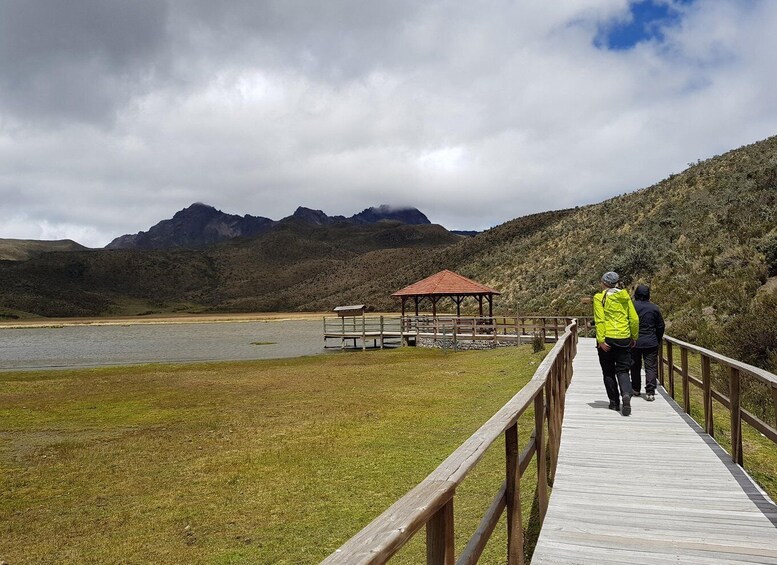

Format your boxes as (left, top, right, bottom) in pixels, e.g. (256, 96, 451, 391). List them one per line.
(658, 386, 777, 527)
(586, 401, 612, 409)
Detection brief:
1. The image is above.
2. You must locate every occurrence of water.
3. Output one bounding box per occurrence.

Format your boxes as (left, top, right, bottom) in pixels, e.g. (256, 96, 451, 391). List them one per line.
(0, 319, 326, 371)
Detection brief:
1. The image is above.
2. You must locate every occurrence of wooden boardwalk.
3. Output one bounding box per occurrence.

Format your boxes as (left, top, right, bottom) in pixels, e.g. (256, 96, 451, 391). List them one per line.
(532, 337, 777, 564)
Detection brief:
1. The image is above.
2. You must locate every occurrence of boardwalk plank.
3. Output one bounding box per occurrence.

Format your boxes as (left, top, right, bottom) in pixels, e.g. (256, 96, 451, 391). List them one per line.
(532, 338, 777, 564)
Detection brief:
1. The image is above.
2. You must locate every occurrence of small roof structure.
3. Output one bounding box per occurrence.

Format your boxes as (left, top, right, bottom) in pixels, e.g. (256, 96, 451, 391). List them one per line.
(333, 305, 366, 317)
(392, 270, 500, 317)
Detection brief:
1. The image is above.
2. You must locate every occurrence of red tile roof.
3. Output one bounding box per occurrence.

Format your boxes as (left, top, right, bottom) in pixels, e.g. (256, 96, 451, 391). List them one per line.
(392, 270, 501, 297)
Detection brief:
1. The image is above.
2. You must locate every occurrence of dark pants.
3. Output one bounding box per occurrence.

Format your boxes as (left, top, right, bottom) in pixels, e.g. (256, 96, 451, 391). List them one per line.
(631, 346, 659, 394)
(597, 338, 633, 406)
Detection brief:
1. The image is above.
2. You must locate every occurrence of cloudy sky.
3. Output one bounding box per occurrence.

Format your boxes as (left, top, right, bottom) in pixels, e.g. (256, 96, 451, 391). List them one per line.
(2, 0, 776, 247)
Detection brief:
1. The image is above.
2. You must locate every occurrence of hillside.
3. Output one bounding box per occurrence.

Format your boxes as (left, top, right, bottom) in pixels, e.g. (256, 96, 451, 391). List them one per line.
(0, 220, 462, 317)
(1, 135, 775, 368)
(0, 238, 88, 261)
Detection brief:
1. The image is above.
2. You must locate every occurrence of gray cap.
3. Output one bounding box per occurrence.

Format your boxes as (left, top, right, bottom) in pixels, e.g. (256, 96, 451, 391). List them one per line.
(602, 271, 619, 286)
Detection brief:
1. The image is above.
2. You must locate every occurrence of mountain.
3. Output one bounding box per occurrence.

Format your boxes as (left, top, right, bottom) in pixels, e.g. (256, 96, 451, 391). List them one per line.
(106, 203, 275, 249)
(0, 239, 89, 261)
(2, 135, 776, 370)
(106, 204, 432, 250)
(349, 205, 430, 225)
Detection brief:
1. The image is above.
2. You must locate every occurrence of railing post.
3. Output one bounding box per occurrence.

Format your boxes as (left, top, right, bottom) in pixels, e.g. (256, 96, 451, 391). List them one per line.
(681, 348, 690, 414)
(427, 498, 455, 565)
(658, 341, 665, 387)
(380, 316, 385, 349)
(534, 393, 548, 525)
(729, 367, 743, 466)
(505, 422, 524, 565)
(772, 385, 777, 432)
(702, 355, 713, 437)
(667, 341, 675, 399)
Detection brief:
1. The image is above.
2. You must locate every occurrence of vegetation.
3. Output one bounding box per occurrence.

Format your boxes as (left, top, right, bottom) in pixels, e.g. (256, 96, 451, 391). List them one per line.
(0, 346, 547, 564)
(1, 134, 776, 373)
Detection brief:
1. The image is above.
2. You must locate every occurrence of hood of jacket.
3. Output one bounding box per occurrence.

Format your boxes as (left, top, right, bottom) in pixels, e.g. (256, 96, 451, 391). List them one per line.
(603, 287, 632, 306)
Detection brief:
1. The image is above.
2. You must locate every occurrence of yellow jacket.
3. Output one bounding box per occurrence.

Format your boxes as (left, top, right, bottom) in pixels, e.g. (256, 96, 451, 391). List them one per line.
(593, 288, 639, 343)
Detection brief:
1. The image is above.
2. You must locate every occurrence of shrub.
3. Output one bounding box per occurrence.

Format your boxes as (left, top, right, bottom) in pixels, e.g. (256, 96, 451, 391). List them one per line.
(724, 290, 777, 373)
(756, 231, 777, 277)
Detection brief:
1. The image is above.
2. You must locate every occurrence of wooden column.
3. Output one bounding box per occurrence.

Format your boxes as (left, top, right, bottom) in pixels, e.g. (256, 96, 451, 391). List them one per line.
(702, 355, 713, 437)
(426, 498, 455, 564)
(488, 295, 493, 317)
(772, 385, 777, 432)
(729, 367, 743, 466)
(681, 348, 690, 414)
(534, 393, 548, 525)
(415, 296, 420, 316)
(658, 341, 665, 387)
(505, 422, 524, 565)
(401, 297, 406, 317)
(478, 296, 484, 317)
(667, 342, 675, 399)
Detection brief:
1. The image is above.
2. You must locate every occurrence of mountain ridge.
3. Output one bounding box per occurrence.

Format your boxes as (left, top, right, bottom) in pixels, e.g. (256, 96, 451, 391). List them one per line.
(105, 203, 434, 250)
(1, 134, 776, 371)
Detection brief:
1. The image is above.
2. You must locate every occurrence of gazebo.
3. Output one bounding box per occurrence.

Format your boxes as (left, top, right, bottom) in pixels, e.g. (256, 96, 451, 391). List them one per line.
(391, 270, 501, 317)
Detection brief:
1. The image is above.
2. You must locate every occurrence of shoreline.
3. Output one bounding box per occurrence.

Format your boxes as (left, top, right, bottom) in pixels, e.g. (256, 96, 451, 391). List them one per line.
(0, 311, 327, 329)
(0, 311, 400, 330)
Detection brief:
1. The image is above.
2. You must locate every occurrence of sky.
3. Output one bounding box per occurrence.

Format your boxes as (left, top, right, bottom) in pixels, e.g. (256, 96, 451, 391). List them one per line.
(2, 0, 777, 248)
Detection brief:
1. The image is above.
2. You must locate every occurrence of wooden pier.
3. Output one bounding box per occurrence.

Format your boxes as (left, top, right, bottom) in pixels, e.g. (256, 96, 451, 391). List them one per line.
(323, 315, 576, 350)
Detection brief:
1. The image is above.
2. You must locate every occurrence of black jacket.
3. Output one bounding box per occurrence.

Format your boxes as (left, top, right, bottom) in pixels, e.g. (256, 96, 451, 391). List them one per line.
(633, 299, 665, 348)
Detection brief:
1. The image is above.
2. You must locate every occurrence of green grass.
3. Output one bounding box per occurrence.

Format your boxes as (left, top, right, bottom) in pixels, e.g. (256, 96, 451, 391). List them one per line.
(0, 346, 547, 564)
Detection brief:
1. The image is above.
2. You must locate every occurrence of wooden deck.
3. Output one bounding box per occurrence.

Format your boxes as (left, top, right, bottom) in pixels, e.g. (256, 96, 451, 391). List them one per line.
(532, 337, 777, 564)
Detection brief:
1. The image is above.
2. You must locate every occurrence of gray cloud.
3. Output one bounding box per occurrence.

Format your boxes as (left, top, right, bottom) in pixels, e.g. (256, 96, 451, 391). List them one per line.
(2, 0, 777, 246)
(0, 0, 170, 125)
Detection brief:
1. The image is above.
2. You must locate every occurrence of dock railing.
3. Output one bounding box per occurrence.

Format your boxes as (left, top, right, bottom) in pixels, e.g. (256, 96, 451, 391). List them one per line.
(322, 320, 578, 564)
(660, 336, 777, 466)
(403, 316, 571, 342)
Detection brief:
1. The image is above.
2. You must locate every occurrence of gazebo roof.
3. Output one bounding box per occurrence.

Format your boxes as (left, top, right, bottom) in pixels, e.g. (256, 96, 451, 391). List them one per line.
(391, 270, 501, 297)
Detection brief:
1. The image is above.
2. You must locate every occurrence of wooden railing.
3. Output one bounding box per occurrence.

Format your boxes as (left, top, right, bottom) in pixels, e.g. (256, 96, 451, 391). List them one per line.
(322, 321, 578, 564)
(660, 336, 777, 465)
(403, 316, 574, 341)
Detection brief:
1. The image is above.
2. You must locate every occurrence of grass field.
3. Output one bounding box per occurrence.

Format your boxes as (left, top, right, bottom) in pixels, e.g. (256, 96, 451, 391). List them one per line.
(0, 345, 547, 564)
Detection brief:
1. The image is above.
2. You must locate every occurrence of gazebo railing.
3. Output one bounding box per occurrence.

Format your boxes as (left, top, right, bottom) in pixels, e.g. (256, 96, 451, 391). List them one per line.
(402, 316, 572, 341)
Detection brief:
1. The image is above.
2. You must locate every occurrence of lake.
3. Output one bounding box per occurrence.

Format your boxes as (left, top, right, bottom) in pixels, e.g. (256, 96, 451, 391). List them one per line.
(0, 319, 327, 371)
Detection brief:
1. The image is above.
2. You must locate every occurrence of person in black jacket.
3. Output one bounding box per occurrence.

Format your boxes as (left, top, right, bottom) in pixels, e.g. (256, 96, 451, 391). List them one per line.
(630, 284, 665, 401)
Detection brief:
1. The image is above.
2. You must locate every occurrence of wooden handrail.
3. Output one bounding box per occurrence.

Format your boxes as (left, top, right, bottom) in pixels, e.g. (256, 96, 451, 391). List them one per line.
(322, 321, 578, 564)
(660, 336, 777, 469)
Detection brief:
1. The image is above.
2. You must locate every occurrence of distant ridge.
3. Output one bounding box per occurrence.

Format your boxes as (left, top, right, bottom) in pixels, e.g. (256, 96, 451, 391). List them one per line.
(106, 203, 433, 250)
(0, 238, 88, 261)
(106, 203, 274, 250)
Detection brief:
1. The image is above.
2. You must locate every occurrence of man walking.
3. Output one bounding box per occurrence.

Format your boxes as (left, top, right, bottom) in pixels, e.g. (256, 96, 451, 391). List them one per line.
(594, 271, 640, 416)
(630, 284, 665, 401)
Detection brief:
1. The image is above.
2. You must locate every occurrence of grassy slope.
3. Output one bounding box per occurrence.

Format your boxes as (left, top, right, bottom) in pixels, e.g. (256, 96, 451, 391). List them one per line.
(0, 346, 547, 564)
(0, 239, 88, 261)
(1, 136, 775, 370)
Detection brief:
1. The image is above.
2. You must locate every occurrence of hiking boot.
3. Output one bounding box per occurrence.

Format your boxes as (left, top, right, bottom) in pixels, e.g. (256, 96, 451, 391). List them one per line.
(632, 389, 641, 397)
(609, 402, 620, 411)
(622, 394, 631, 416)
(646, 393, 655, 401)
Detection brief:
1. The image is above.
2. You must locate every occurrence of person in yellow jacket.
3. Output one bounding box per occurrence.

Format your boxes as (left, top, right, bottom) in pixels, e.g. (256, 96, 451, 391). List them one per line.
(594, 271, 640, 416)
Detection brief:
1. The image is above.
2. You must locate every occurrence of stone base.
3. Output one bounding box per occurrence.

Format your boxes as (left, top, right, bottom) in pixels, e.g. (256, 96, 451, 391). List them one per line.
(416, 337, 524, 351)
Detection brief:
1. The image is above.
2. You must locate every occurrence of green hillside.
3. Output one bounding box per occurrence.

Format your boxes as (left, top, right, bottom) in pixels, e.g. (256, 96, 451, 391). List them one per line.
(2, 135, 776, 368)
